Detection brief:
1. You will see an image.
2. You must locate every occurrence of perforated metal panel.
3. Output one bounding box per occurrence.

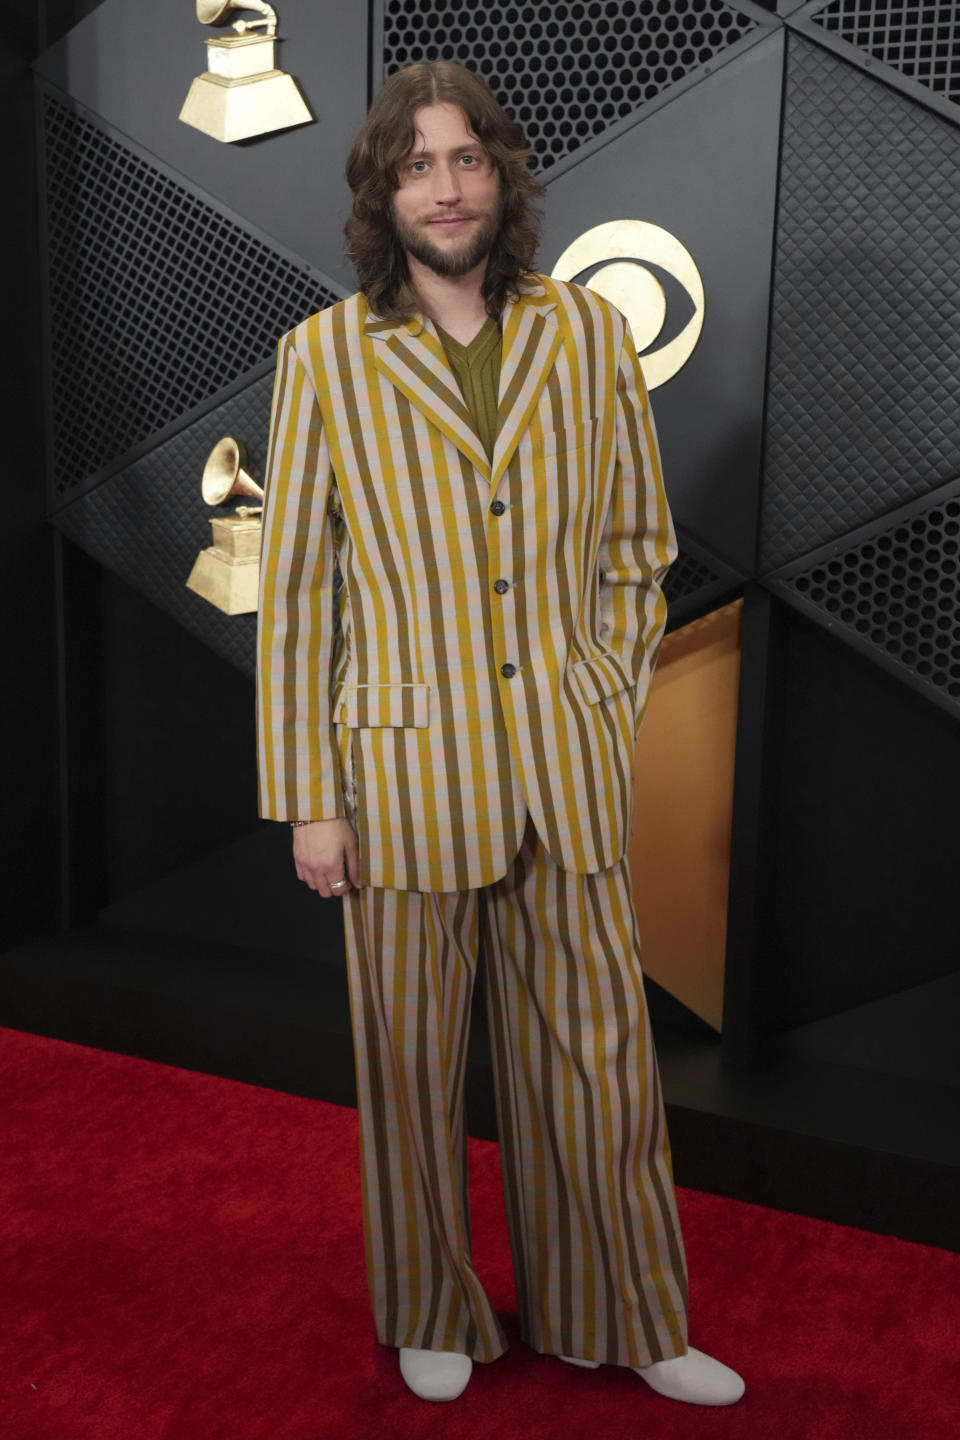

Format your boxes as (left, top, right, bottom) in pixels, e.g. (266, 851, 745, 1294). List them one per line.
(769, 476, 960, 716)
(665, 549, 722, 604)
(51, 369, 278, 678)
(760, 38, 960, 572)
(664, 530, 744, 628)
(42, 91, 343, 502)
(380, 0, 762, 171)
(808, 0, 960, 106)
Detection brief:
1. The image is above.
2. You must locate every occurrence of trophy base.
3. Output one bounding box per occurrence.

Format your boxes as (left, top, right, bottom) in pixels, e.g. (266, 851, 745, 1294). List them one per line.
(179, 69, 312, 143)
(186, 547, 259, 615)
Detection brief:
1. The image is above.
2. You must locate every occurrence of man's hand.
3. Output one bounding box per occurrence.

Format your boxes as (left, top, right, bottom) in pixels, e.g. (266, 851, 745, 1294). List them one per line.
(292, 818, 360, 897)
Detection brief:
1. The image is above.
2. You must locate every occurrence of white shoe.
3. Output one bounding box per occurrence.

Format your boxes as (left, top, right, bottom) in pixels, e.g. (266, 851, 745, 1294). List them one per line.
(634, 1346, 745, 1406)
(398, 1346, 473, 1401)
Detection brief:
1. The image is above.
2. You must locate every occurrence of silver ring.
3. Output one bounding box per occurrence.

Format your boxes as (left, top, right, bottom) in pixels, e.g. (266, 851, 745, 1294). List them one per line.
(330, 879, 347, 890)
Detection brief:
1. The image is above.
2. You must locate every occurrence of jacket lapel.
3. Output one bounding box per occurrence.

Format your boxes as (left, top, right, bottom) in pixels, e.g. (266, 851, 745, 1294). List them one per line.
(363, 282, 562, 488)
(365, 309, 491, 478)
(490, 284, 561, 492)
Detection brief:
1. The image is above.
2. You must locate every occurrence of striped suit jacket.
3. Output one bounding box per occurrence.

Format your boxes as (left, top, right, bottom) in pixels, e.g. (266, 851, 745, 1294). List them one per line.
(256, 275, 676, 891)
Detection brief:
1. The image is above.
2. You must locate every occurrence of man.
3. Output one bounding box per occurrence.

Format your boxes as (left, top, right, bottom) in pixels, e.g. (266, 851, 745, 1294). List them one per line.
(257, 60, 744, 1408)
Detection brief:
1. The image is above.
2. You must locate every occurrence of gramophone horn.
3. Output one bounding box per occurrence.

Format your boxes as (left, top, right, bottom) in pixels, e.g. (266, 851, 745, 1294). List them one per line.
(201, 437, 265, 506)
(196, 0, 235, 23)
(196, 0, 278, 27)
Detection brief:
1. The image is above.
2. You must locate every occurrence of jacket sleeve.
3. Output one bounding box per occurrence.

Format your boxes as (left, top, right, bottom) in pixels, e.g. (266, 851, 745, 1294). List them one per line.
(598, 321, 678, 738)
(256, 333, 345, 822)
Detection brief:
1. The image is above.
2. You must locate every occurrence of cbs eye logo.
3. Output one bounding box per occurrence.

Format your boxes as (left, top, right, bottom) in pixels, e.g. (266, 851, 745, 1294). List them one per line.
(552, 220, 704, 390)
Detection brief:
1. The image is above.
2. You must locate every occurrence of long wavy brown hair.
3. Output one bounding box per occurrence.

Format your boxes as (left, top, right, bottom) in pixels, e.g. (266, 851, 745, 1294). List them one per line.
(345, 61, 543, 322)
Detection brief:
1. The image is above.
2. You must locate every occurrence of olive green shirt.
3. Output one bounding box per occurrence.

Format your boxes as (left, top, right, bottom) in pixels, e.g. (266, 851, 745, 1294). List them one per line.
(435, 316, 502, 461)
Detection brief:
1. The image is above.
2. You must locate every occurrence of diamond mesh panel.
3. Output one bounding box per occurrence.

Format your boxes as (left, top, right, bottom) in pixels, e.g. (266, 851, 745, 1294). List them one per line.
(663, 548, 722, 605)
(810, 0, 960, 106)
(381, 0, 760, 171)
(760, 39, 960, 571)
(52, 370, 278, 677)
(662, 533, 744, 629)
(43, 94, 341, 499)
(779, 484, 960, 712)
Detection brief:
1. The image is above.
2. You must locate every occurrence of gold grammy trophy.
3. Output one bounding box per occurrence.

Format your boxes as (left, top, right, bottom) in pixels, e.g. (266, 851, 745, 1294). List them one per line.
(186, 437, 263, 614)
(180, 1, 313, 143)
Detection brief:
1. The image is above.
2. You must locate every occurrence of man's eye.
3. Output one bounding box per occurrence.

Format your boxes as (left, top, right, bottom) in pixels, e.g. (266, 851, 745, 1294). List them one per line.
(460, 154, 478, 166)
(410, 160, 428, 173)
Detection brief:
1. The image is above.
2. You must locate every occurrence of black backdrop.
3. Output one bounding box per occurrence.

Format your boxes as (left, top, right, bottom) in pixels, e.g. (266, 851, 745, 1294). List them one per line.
(4, 0, 959, 1246)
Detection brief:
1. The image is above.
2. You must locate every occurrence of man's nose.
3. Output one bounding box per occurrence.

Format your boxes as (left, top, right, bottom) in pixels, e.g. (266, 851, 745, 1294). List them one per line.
(432, 165, 462, 204)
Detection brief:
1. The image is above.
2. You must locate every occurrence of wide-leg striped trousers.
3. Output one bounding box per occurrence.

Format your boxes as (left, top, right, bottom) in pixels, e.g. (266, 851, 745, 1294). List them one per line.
(341, 820, 689, 1367)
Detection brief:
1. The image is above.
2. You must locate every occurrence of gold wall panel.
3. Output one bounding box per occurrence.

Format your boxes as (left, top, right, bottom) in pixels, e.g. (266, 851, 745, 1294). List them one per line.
(630, 599, 743, 1032)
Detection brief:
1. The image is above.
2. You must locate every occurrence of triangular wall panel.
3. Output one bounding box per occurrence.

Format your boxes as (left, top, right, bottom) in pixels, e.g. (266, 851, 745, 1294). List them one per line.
(377, 0, 775, 177)
(41, 91, 343, 506)
(760, 35, 960, 572)
(34, 0, 368, 287)
(53, 370, 276, 677)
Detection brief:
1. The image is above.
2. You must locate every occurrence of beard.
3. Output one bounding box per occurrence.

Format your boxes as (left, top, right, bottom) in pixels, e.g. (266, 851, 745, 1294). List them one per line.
(392, 197, 503, 278)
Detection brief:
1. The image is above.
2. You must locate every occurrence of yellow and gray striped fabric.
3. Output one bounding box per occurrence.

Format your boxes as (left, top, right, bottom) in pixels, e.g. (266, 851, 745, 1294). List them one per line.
(343, 819, 689, 1365)
(256, 275, 676, 892)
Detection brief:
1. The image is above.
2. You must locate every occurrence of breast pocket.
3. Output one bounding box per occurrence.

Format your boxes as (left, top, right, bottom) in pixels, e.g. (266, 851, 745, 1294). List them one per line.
(516, 417, 599, 463)
(538, 414, 595, 457)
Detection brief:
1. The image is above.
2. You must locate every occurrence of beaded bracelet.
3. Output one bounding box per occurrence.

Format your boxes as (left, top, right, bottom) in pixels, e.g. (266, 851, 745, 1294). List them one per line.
(290, 820, 314, 827)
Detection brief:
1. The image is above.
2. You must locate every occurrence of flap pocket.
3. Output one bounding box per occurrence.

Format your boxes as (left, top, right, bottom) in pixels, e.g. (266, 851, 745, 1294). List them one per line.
(568, 652, 634, 705)
(340, 683, 430, 728)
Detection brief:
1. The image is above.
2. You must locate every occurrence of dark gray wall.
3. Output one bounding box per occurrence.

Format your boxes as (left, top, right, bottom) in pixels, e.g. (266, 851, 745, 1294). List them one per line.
(15, 0, 960, 1066)
(761, 606, 960, 1031)
(1, 3, 62, 948)
(541, 33, 783, 571)
(36, 0, 368, 289)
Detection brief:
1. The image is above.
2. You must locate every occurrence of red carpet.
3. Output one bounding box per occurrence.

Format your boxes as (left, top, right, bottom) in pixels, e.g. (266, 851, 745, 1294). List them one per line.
(1, 1024, 958, 1440)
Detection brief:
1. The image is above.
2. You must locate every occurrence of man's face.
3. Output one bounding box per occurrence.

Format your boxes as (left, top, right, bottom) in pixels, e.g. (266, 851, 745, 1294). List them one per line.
(392, 102, 502, 278)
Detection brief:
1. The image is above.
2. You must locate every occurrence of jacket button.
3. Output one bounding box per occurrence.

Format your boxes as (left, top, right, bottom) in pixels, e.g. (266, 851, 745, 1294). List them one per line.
(500, 663, 517, 679)
(490, 500, 506, 516)
(493, 578, 509, 595)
